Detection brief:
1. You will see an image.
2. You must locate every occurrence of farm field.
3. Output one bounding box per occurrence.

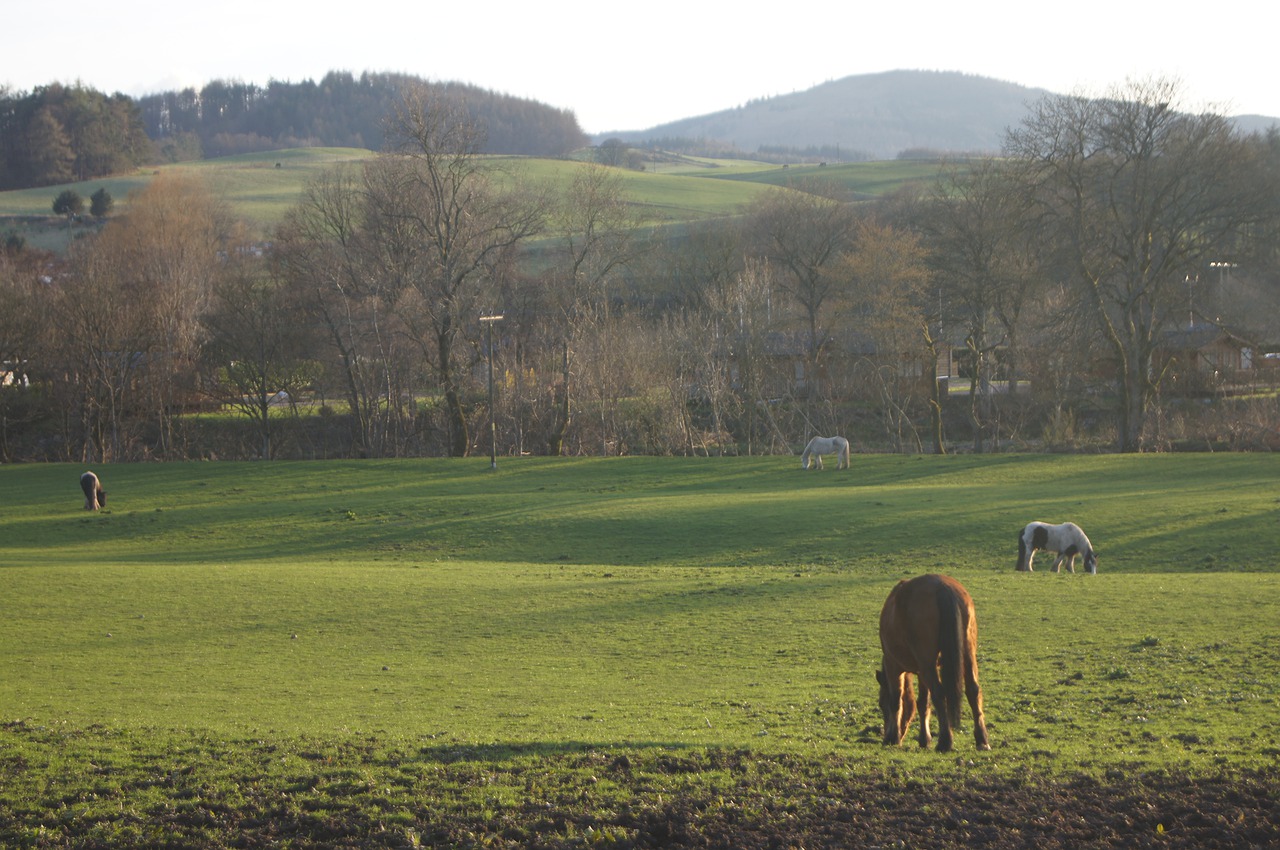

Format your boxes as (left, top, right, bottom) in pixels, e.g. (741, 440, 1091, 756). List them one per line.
(0, 149, 943, 252)
(1, 455, 1278, 847)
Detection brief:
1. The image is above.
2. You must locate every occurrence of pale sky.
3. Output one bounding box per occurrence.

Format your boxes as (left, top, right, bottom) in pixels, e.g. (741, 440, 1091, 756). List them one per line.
(6, 0, 1274, 135)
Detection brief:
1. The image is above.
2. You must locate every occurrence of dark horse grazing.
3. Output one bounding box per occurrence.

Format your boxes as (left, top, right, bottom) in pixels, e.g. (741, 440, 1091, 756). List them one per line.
(877, 574, 990, 752)
(80, 471, 106, 511)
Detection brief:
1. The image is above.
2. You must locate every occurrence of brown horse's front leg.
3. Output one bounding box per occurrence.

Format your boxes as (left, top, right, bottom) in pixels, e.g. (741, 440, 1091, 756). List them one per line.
(915, 682, 932, 749)
(878, 669, 914, 745)
(899, 676, 916, 744)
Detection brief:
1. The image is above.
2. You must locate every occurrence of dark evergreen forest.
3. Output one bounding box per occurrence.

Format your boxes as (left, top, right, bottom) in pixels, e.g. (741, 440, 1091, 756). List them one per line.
(0, 71, 590, 190)
(0, 83, 153, 190)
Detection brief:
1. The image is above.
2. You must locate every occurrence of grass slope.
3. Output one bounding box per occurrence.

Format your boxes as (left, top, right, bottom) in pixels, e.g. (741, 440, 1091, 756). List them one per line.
(0, 149, 777, 236)
(1, 455, 1278, 846)
(0, 150, 924, 253)
(698, 159, 951, 198)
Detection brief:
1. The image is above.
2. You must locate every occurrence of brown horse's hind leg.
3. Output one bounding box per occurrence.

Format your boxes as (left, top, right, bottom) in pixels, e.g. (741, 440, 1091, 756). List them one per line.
(931, 691, 956, 751)
(967, 675, 990, 750)
(963, 637, 991, 751)
(917, 663, 957, 751)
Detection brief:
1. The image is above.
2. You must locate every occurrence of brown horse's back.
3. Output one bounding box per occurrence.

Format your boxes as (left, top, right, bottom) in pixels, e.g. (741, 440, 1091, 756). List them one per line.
(881, 574, 971, 665)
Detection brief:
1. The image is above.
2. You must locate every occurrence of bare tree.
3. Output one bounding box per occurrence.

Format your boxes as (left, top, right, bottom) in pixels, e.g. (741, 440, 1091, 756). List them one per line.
(202, 249, 314, 459)
(746, 185, 859, 400)
(1006, 78, 1280, 451)
(724, 259, 785, 454)
(41, 174, 228, 461)
(922, 159, 1038, 451)
(662, 218, 746, 314)
(0, 249, 47, 460)
(277, 165, 410, 457)
(839, 220, 935, 452)
(542, 162, 643, 456)
(380, 85, 545, 457)
(54, 235, 154, 461)
(113, 172, 226, 457)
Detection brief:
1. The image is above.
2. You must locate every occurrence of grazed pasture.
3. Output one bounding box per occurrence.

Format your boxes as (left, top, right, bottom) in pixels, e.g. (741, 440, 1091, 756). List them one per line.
(1, 456, 1277, 847)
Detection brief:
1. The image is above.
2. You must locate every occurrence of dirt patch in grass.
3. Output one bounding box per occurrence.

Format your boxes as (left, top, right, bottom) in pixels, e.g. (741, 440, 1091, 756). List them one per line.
(2, 734, 1275, 848)
(615, 767, 1279, 849)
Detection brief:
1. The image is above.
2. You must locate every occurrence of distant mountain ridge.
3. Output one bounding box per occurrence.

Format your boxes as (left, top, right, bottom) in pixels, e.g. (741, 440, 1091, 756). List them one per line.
(605, 70, 1279, 161)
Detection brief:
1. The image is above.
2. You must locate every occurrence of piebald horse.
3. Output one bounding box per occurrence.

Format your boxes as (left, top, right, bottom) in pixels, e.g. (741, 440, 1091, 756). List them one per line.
(1016, 521, 1097, 574)
(800, 435, 850, 470)
(877, 574, 990, 753)
(80, 471, 106, 511)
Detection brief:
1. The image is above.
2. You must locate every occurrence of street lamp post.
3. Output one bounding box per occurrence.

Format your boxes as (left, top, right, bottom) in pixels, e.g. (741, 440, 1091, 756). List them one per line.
(479, 314, 504, 470)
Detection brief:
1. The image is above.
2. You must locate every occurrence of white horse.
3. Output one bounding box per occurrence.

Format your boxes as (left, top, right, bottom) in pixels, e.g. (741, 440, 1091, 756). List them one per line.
(1016, 521, 1096, 574)
(800, 436, 850, 470)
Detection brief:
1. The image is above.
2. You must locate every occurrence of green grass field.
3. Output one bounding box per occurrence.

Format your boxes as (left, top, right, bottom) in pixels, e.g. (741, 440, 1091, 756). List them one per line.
(1, 455, 1277, 846)
(699, 159, 950, 198)
(0, 150, 942, 254)
(0, 148, 780, 238)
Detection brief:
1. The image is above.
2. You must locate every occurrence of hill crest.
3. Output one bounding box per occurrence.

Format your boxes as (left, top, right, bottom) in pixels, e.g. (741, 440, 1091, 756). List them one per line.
(606, 70, 1278, 161)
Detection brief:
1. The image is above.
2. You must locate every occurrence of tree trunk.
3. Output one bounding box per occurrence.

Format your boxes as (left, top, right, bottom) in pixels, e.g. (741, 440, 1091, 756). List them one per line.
(1118, 363, 1147, 453)
(547, 340, 571, 456)
(445, 385, 469, 457)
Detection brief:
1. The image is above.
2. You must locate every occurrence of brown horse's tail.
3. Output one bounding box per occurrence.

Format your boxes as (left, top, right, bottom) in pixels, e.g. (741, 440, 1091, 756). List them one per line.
(935, 584, 964, 730)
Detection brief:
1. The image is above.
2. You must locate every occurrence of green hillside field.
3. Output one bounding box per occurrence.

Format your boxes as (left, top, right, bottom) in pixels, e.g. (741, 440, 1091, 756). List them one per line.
(1, 455, 1277, 846)
(0, 149, 941, 253)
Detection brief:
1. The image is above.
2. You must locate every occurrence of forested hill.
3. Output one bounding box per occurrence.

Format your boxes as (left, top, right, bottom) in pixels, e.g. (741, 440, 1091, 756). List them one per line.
(618, 70, 1280, 163)
(136, 72, 588, 161)
(0, 72, 589, 191)
(613, 71, 1050, 162)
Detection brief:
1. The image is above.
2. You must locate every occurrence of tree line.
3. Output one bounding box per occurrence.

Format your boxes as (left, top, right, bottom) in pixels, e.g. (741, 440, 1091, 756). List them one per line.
(0, 83, 153, 190)
(2, 78, 1279, 463)
(136, 71, 589, 162)
(0, 73, 589, 190)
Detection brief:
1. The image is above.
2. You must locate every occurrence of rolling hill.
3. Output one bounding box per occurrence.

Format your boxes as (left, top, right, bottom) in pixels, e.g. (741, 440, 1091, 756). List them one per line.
(606, 69, 1280, 161)
(607, 70, 1049, 160)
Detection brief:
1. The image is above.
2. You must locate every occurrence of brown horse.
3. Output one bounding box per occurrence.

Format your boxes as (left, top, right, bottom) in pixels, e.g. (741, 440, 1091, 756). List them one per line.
(876, 574, 990, 752)
(80, 470, 106, 511)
